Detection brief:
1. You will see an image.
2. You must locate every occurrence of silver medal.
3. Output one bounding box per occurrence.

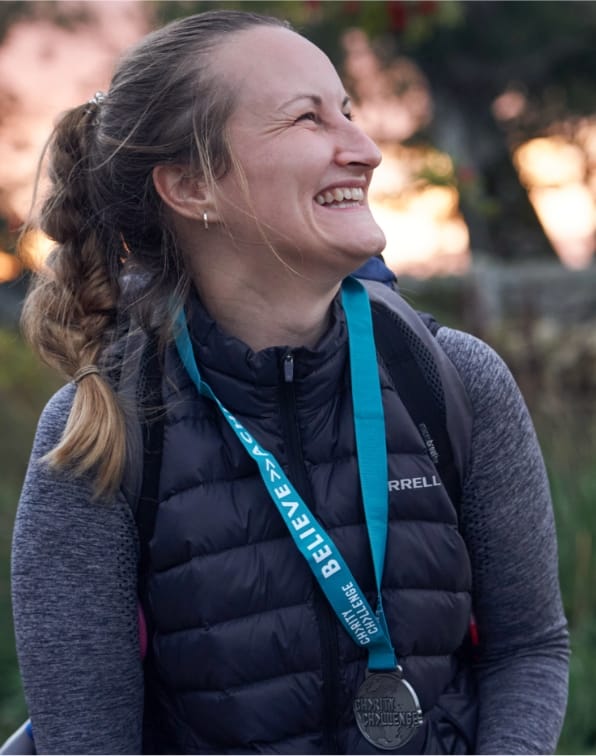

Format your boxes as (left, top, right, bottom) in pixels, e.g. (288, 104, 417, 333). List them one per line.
(353, 667, 423, 751)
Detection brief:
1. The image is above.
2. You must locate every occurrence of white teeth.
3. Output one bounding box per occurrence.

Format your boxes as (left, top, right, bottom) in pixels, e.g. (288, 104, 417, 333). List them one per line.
(315, 187, 364, 206)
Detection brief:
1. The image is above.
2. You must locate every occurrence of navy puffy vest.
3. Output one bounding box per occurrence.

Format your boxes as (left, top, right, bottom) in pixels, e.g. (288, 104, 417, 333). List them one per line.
(141, 281, 477, 754)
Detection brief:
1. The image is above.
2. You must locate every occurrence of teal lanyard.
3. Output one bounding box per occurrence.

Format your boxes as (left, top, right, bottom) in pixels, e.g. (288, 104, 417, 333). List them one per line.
(174, 276, 396, 671)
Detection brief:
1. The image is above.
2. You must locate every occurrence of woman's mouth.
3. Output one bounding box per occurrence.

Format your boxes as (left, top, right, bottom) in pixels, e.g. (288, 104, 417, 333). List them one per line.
(314, 186, 364, 207)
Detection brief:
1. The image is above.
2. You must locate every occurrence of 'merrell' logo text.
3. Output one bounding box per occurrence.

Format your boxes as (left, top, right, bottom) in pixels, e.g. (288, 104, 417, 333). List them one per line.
(388, 475, 441, 492)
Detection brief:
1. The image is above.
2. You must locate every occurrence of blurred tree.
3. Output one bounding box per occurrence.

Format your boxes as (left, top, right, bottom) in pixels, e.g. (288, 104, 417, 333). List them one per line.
(399, 0, 596, 260)
(0, 1, 91, 41)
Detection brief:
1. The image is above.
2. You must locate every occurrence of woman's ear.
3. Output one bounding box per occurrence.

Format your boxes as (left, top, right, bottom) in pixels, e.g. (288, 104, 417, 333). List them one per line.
(152, 164, 216, 222)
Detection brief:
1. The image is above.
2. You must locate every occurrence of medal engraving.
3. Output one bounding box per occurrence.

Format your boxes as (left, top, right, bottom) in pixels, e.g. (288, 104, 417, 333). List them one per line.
(354, 669, 423, 750)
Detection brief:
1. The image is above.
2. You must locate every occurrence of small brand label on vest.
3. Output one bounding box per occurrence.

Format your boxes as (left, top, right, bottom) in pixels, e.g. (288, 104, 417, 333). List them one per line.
(388, 475, 441, 492)
(418, 422, 439, 464)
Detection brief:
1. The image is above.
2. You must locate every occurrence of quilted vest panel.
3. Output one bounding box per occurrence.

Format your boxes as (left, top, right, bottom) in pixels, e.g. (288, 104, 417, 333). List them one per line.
(142, 286, 476, 754)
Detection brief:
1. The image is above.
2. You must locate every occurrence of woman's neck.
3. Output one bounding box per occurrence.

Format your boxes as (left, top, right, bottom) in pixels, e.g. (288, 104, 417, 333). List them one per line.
(191, 261, 340, 353)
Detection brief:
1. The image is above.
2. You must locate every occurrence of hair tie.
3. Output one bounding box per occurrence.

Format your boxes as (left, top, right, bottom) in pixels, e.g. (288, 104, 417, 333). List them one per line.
(74, 365, 100, 384)
(89, 91, 106, 107)
(85, 91, 106, 123)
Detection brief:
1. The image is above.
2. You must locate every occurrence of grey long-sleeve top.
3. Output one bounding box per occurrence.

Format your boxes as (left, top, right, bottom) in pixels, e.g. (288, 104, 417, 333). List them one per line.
(11, 327, 569, 754)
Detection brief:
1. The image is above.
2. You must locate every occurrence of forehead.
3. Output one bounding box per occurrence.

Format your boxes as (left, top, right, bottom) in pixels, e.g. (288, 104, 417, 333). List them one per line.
(215, 26, 345, 110)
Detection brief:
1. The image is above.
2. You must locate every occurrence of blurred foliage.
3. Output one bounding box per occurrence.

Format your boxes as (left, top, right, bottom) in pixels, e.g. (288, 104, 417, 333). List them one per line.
(0, 328, 62, 741)
(0, 328, 62, 489)
(0, 0, 90, 42)
(145, 0, 596, 107)
(540, 418, 596, 755)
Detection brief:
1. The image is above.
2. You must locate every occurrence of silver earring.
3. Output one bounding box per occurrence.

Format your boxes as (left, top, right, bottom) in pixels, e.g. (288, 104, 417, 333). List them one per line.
(203, 212, 209, 230)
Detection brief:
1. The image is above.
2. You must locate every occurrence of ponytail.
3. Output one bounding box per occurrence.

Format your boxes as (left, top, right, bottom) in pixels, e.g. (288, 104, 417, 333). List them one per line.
(20, 101, 126, 499)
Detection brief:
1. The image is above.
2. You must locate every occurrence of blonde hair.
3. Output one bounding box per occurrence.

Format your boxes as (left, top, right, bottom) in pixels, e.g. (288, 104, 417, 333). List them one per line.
(21, 10, 288, 498)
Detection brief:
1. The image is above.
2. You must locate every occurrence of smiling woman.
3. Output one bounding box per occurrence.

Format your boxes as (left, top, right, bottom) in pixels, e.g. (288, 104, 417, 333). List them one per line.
(151, 24, 385, 351)
(7, 9, 568, 756)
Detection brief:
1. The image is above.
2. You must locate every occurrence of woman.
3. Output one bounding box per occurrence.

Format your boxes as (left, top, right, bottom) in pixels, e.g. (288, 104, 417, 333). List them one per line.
(10, 10, 568, 754)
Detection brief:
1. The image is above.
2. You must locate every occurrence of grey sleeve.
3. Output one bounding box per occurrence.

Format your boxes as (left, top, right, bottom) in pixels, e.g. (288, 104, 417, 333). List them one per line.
(437, 327, 569, 755)
(11, 384, 143, 755)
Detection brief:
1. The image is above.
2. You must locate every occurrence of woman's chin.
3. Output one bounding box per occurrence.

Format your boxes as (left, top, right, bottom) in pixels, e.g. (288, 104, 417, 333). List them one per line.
(344, 231, 387, 261)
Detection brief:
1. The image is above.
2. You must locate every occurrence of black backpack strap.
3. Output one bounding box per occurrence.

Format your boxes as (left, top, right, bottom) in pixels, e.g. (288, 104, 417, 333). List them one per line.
(370, 302, 463, 517)
(128, 333, 169, 754)
(415, 310, 441, 337)
(135, 331, 164, 609)
(354, 270, 467, 516)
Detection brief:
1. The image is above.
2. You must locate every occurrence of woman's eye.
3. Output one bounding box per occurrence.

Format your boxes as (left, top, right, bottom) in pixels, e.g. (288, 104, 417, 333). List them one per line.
(343, 111, 353, 122)
(296, 112, 318, 123)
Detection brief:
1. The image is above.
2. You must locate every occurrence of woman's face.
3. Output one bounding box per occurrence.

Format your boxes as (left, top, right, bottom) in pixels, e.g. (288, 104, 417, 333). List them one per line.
(212, 25, 386, 279)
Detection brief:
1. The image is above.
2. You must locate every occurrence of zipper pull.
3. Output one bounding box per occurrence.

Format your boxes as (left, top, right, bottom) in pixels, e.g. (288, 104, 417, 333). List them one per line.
(283, 352, 294, 383)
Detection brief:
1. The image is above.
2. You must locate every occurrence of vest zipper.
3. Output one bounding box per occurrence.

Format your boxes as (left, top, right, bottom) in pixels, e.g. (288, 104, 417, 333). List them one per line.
(279, 351, 340, 754)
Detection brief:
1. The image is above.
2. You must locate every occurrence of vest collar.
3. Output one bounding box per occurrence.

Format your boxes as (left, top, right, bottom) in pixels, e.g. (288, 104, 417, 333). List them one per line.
(182, 289, 349, 416)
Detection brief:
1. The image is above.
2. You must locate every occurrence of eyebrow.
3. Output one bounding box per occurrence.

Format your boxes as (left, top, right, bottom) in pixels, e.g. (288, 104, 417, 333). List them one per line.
(278, 94, 352, 110)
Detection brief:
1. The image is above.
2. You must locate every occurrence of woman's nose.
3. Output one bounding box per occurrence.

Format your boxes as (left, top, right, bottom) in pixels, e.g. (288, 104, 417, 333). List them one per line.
(334, 120, 382, 169)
